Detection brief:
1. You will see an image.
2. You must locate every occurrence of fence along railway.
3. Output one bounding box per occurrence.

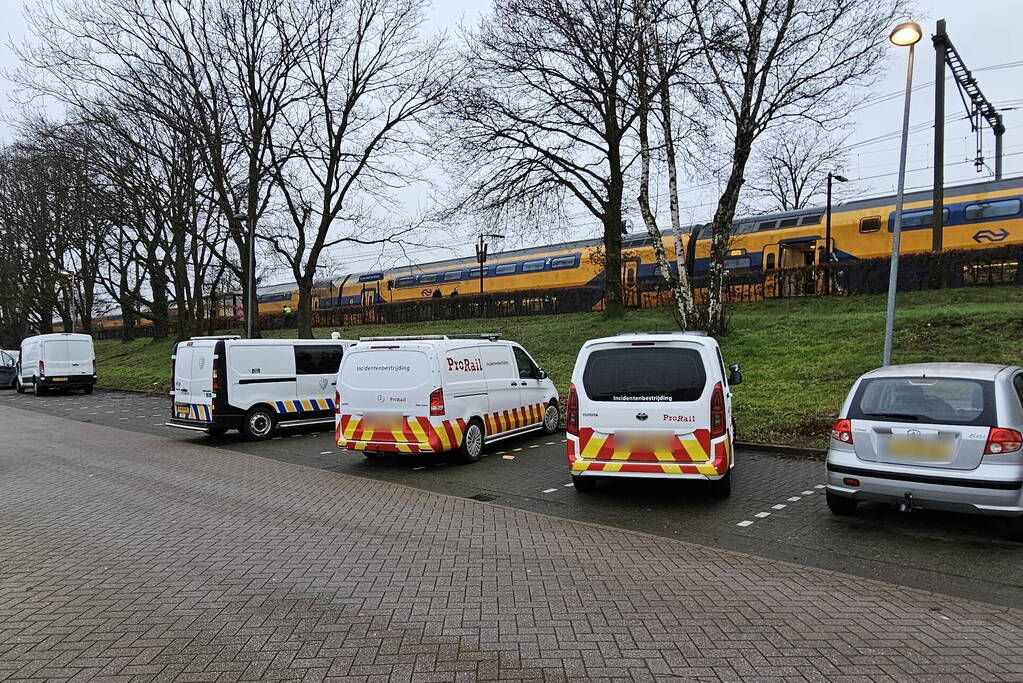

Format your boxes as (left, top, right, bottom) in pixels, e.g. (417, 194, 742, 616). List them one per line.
(82, 175, 1023, 339)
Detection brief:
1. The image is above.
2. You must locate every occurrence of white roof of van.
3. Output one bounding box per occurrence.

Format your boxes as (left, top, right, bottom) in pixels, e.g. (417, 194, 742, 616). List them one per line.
(584, 331, 719, 347)
(24, 333, 93, 342)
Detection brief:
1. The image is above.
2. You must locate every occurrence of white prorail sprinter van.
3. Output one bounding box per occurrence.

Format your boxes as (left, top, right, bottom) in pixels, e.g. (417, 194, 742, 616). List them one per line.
(566, 332, 742, 496)
(168, 336, 355, 440)
(17, 333, 97, 395)
(336, 334, 560, 463)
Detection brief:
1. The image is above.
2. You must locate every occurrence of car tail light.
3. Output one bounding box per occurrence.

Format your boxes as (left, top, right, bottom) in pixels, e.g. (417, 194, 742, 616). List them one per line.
(335, 390, 341, 414)
(429, 388, 445, 416)
(984, 427, 1022, 455)
(831, 419, 853, 444)
(843, 477, 860, 487)
(709, 382, 725, 438)
(38, 360, 45, 378)
(212, 363, 221, 391)
(566, 383, 579, 435)
(170, 355, 176, 404)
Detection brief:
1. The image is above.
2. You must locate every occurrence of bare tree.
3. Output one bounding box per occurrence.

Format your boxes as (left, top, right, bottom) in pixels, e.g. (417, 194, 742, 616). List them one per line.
(446, 0, 650, 317)
(264, 0, 452, 337)
(747, 125, 849, 212)
(690, 0, 903, 333)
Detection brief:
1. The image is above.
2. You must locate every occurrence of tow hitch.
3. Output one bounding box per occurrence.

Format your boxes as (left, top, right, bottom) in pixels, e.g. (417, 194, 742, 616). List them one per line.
(895, 491, 914, 513)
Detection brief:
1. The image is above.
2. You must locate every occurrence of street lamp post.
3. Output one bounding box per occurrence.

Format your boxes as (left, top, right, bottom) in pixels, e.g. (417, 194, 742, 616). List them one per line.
(475, 233, 505, 294)
(234, 212, 255, 339)
(824, 172, 847, 295)
(59, 269, 77, 333)
(883, 21, 922, 367)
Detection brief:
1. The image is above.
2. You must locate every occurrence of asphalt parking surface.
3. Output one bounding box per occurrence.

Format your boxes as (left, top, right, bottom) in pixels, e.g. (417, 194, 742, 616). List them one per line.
(3, 387, 1021, 609)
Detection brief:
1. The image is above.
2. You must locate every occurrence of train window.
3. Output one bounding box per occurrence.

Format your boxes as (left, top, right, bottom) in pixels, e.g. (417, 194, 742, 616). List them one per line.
(964, 198, 1022, 221)
(444, 271, 462, 282)
(393, 276, 416, 288)
(550, 255, 578, 269)
(897, 208, 949, 229)
(800, 214, 823, 226)
(757, 220, 776, 231)
(778, 217, 799, 228)
(859, 216, 881, 233)
(257, 292, 291, 303)
(724, 256, 752, 271)
(494, 263, 517, 276)
(766, 253, 776, 269)
(468, 266, 488, 279)
(418, 273, 438, 284)
(521, 260, 546, 273)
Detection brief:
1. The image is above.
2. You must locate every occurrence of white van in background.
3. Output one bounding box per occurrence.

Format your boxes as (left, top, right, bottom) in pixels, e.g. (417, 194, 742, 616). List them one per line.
(16, 333, 97, 396)
(336, 334, 559, 463)
(168, 335, 355, 440)
(566, 332, 741, 496)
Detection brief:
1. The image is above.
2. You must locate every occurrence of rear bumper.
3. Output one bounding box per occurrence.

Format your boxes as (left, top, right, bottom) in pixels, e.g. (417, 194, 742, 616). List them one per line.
(826, 452, 1023, 517)
(567, 433, 732, 480)
(339, 438, 434, 453)
(39, 375, 96, 389)
(166, 416, 238, 432)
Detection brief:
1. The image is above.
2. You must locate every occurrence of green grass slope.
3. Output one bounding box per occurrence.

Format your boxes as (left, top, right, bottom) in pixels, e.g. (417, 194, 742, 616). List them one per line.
(94, 286, 1023, 448)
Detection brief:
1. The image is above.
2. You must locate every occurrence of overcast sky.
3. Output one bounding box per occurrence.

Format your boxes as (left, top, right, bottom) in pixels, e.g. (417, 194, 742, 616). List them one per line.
(2, 0, 1021, 282)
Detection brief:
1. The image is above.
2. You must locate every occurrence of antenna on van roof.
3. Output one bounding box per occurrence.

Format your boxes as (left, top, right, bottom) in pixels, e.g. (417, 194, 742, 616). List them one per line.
(358, 333, 502, 342)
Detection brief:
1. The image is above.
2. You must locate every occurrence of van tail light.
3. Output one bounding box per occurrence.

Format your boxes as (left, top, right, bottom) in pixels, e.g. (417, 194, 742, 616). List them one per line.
(92, 359, 97, 375)
(212, 363, 222, 391)
(566, 383, 579, 436)
(38, 360, 45, 378)
(831, 419, 853, 444)
(984, 427, 1022, 455)
(429, 388, 445, 416)
(334, 390, 340, 414)
(170, 356, 176, 404)
(709, 381, 725, 438)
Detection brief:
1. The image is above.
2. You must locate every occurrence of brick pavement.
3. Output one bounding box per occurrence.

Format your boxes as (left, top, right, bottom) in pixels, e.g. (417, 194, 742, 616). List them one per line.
(1, 406, 1022, 682)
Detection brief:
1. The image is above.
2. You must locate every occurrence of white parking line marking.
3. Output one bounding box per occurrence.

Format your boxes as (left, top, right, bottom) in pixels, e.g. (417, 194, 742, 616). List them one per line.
(319, 451, 332, 455)
(513, 448, 522, 452)
(737, 520, 754, 527)
(413, 466, 426, 470)
(563, 483, 573, 487)
(502, 455, 515, 460)
(545, 442, 556, 445)
(801, 490, 814, 495)
(529, 445, 539, 448)
(118, 417, 129, 421)
(815, 484, 825, 489)
(496, 451, 506, 455)
(771, 504, 787, 510)
(787, 496, 801, 502)
(542, 488, 558, 493)
(561, 439, 567, 443)
(754, 512, 771, 518)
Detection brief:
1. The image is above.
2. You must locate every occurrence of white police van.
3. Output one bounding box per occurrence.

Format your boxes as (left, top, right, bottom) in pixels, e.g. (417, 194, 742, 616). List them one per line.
(168, 335, 355, 440)
(336, 334, 559, 463)
(566, 331, 741, 495)
(16, 333, 97, 395)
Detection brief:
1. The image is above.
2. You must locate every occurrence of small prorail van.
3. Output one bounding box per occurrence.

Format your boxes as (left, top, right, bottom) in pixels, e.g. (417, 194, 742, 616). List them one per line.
(566, 331, 741, 496)
(335, 334, 560, 463)
(168, 335, 355, 440)
(17, 333, 97, 395)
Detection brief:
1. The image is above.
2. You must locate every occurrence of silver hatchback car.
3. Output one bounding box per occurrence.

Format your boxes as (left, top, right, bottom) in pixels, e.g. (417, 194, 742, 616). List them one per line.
(826, 363, 1023, 539)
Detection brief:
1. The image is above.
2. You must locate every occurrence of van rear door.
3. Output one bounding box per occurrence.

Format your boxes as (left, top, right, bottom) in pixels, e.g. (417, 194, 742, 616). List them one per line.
(578, 340, 714, 464)
(172, 340, 216, 421)
(338, 345, 435, 440)
(42, 338, 94, 378)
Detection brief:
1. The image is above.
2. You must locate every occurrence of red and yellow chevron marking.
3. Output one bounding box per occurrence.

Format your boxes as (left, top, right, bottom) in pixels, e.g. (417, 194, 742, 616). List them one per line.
(336, 414, 467, 453)
(484, 403, 545, 437)
(567, 427, 729, 477)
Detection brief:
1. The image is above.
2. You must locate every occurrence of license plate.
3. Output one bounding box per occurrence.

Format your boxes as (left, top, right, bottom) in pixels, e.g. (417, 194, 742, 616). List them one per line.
(616, 431, 675, 451)
(888, 437, 952, 461)
(363, 414, 403, 432)
(175, 405, 191, 418)
(51, 377, 68, 382)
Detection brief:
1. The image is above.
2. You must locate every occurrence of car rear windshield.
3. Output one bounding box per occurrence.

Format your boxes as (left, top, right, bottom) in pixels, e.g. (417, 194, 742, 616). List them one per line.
(582, 347, 706, 402)
(848, 377, 996, 426)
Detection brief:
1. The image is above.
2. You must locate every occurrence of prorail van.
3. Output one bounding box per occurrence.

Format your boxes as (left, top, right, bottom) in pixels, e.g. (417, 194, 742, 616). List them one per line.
(335, 334, 560, 462)
(168, 335, 355, 440)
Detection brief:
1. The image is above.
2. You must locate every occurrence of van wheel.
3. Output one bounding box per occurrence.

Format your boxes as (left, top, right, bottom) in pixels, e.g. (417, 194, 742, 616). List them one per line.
(35, 382, 47, 397)
(572, 476, 597, 493)
(1007, 516, 1023, 542)
(708, 470, 732, 498)
(826, 490, 858, 516)
(241, 407, 277, 441)
(83, 385, 94, 395)
(457, 419, 485, 464)
(15, 377, 25, 394)
(542, 403, 560, 434)
(204, 427, 228, 437)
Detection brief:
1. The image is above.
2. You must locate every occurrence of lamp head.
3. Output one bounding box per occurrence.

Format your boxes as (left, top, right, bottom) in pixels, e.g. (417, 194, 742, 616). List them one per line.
(889, 21, 922, 47)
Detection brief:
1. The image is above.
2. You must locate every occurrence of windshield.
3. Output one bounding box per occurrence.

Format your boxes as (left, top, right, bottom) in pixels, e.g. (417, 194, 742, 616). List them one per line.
(848, 377, 995, 426)
(582, 346, 706, 402)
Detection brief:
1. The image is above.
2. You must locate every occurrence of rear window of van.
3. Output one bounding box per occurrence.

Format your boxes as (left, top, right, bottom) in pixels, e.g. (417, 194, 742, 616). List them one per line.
(582, 347, 706, 402)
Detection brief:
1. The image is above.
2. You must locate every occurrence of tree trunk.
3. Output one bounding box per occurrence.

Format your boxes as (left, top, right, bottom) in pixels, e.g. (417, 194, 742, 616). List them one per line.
(706, 138, 754, 334)
(603, 145, 625, 318)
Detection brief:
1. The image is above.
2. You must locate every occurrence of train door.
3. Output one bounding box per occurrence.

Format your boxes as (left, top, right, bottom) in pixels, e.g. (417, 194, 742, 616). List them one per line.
(779, 240, 816, 296)
(361, 285, 379, 323)
(623, 258, 640, 307)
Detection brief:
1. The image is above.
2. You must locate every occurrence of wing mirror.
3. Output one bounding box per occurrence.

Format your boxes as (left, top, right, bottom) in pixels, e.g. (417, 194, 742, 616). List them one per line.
(538, 368, 547, 380)
(728, 363, 743, 386)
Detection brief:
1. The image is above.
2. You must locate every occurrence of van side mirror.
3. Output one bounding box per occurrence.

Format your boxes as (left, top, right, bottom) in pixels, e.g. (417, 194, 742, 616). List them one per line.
(537, 368, 547, 380)
(728, 363, 742, 386)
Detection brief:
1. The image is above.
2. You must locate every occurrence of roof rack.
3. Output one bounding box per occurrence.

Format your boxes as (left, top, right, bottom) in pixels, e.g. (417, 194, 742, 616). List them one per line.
(615, 330, 708, 337)
(359, 333, 502, 342)
(190, 335, 242, 340)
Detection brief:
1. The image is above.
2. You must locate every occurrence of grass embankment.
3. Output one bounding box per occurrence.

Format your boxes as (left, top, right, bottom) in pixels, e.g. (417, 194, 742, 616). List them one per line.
(95, 286, 1023, 448)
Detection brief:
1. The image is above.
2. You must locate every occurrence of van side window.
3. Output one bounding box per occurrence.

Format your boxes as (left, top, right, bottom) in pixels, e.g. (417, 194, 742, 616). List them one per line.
(295, 345, 344, 375)
(715, 348, 727, 384)
(512, 347, 538, 379)
(1014, 374, 1023, 410)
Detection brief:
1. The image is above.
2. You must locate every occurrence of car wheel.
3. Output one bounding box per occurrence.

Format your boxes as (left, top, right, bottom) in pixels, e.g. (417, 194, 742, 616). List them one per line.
(542, 402, 560, 434)
(241, 407, 277, 441)
(83, 385, 94, 395)
(1005, 515, 1023, 542)
(457, 419, 485, 464)
(572, 475, 597, 492)
(204, 427, 228, 437)
(826, 490, 858, 516)
(709, 470, 732, 498)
